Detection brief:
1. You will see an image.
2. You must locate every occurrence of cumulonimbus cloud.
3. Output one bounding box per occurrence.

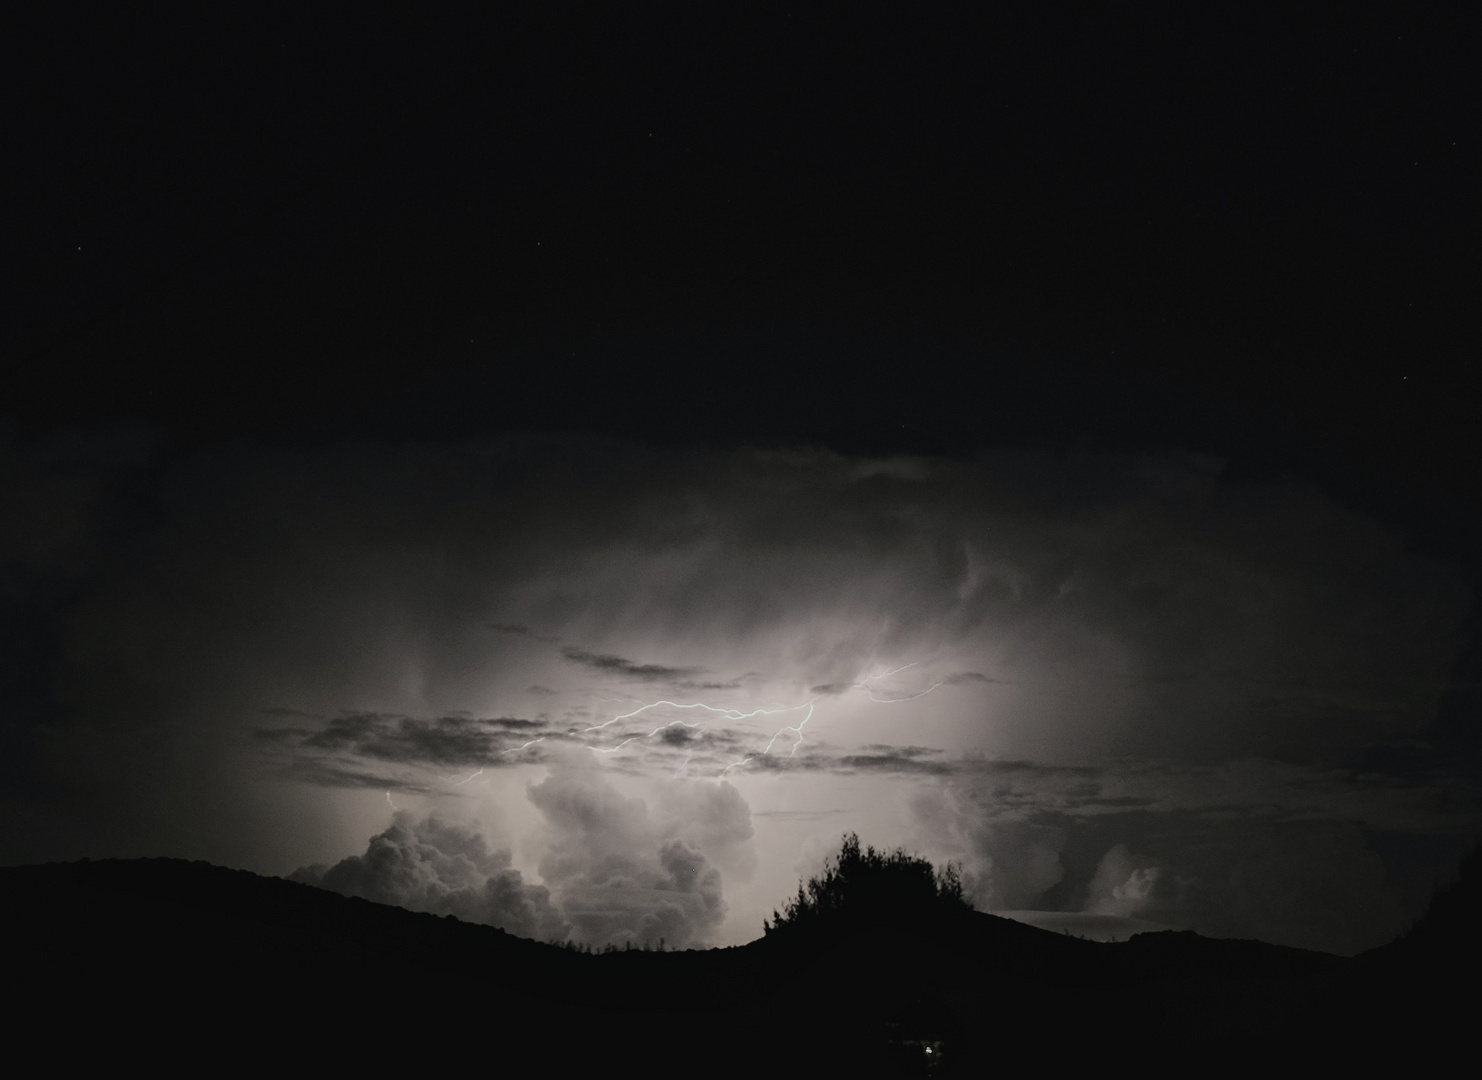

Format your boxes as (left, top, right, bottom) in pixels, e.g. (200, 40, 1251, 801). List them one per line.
(526, 752, 753, 948)
(290, 812, 570, 942)
(293, 748, 758, 949)
(1, 429, 1473, 954)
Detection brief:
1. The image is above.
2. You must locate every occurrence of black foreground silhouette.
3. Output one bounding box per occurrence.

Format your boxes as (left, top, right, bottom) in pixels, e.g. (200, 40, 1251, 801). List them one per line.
(5, 835, 1475, 1074)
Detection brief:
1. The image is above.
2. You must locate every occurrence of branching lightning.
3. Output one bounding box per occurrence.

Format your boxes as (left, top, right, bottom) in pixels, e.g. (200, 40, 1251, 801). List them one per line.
(564, 692, 820, 774)
(588, 718, 703, 755)
(575, 660, 958, 777)
(713, 661, 967, 774)
(716, 699, 817, 777)
(495, 644, 974, 781)
(862, 662, 918, 681)
(577, 698, 822, 776)
(580, 700, 807, 734)
(440, 738, 544, 789)
(854, 662, 947, 703)
(859, 681, 947, 703)
(760, 701, 815, 755)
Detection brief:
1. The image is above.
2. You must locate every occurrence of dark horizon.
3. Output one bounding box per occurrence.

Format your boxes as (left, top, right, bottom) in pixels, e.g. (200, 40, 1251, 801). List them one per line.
(6, 846, 1477, 1072)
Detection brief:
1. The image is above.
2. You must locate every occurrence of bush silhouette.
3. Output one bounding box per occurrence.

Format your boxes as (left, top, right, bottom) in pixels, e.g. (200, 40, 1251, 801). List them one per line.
(764, 832, 970, 937)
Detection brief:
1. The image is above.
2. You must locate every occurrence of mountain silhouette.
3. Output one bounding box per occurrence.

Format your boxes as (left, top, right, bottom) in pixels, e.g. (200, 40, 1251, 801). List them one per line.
(4, 852, 1476, 1073)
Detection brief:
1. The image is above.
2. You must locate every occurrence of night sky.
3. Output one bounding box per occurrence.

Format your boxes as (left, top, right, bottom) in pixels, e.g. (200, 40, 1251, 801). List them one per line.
(4, 6, 1480, 955)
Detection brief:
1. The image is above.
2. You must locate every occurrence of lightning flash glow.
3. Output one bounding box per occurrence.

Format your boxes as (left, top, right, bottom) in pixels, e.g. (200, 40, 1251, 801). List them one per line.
(565, 661, 957, 777)
(854, 662, 948, 702)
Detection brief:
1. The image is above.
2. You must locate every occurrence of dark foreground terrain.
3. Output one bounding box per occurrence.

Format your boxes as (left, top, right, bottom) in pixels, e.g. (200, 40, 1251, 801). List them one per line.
(3, 856, 1474, 1074)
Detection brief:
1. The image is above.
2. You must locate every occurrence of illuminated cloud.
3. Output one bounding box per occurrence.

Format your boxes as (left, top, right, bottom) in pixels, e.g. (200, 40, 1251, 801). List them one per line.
(1085, 843, 1167, 918)
(279, 712, 552, 768)
(559, 647, 741, 690)
(0, 430, 1473, 953)
(525, 751, 752, 947)
(290, 812, 569, 942)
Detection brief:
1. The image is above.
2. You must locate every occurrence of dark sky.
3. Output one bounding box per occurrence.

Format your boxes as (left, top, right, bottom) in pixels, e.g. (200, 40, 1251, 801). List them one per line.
(4, 6, 1480, 953)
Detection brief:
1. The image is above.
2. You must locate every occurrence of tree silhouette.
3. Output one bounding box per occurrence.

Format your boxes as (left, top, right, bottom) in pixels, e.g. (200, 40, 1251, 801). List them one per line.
(764, 832, 971, 936)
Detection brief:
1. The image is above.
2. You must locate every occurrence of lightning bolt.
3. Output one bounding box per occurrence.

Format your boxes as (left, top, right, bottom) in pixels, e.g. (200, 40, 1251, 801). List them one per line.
(588, 718, 704, 754)
(557, 658, 969, 779)
(420, 739, 547, 794)
(575, 696, 818, 776)
(719, 661, 969, 773)
(506, 630, 970, 780)
(718, 756, 751, 778)
(859, 681, 947, 703)
(760, 701, 815, 754)
(386, 791, 399, 810)
(860, 662, 918, 682)
(505, 736, 546, 754)
(580, 700, 807, 734)
(854, 662, 947, 703)
(717, 700, 816, 777)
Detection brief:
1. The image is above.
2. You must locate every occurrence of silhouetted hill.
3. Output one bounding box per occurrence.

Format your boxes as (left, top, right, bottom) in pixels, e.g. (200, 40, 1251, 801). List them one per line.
(2, 857, 1465, 1073)
(1366, 844, 1482, 964)
(1345, 845, 1482, 1042)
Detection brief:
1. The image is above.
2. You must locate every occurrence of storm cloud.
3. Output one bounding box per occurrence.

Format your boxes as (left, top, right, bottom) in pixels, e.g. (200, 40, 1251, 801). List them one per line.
(290, 812, 570, 942)
(526, 751, 752, 948)
(560, 647, 720, 687)
(1, 429, 1475, 952)
(275, 711, 551, 769)
(906, 759, 1475, 954)
(287, 747, 756, 949)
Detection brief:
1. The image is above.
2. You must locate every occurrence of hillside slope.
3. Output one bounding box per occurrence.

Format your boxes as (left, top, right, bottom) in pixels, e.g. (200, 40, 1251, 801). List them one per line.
(1, 857, 1457, 1073)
